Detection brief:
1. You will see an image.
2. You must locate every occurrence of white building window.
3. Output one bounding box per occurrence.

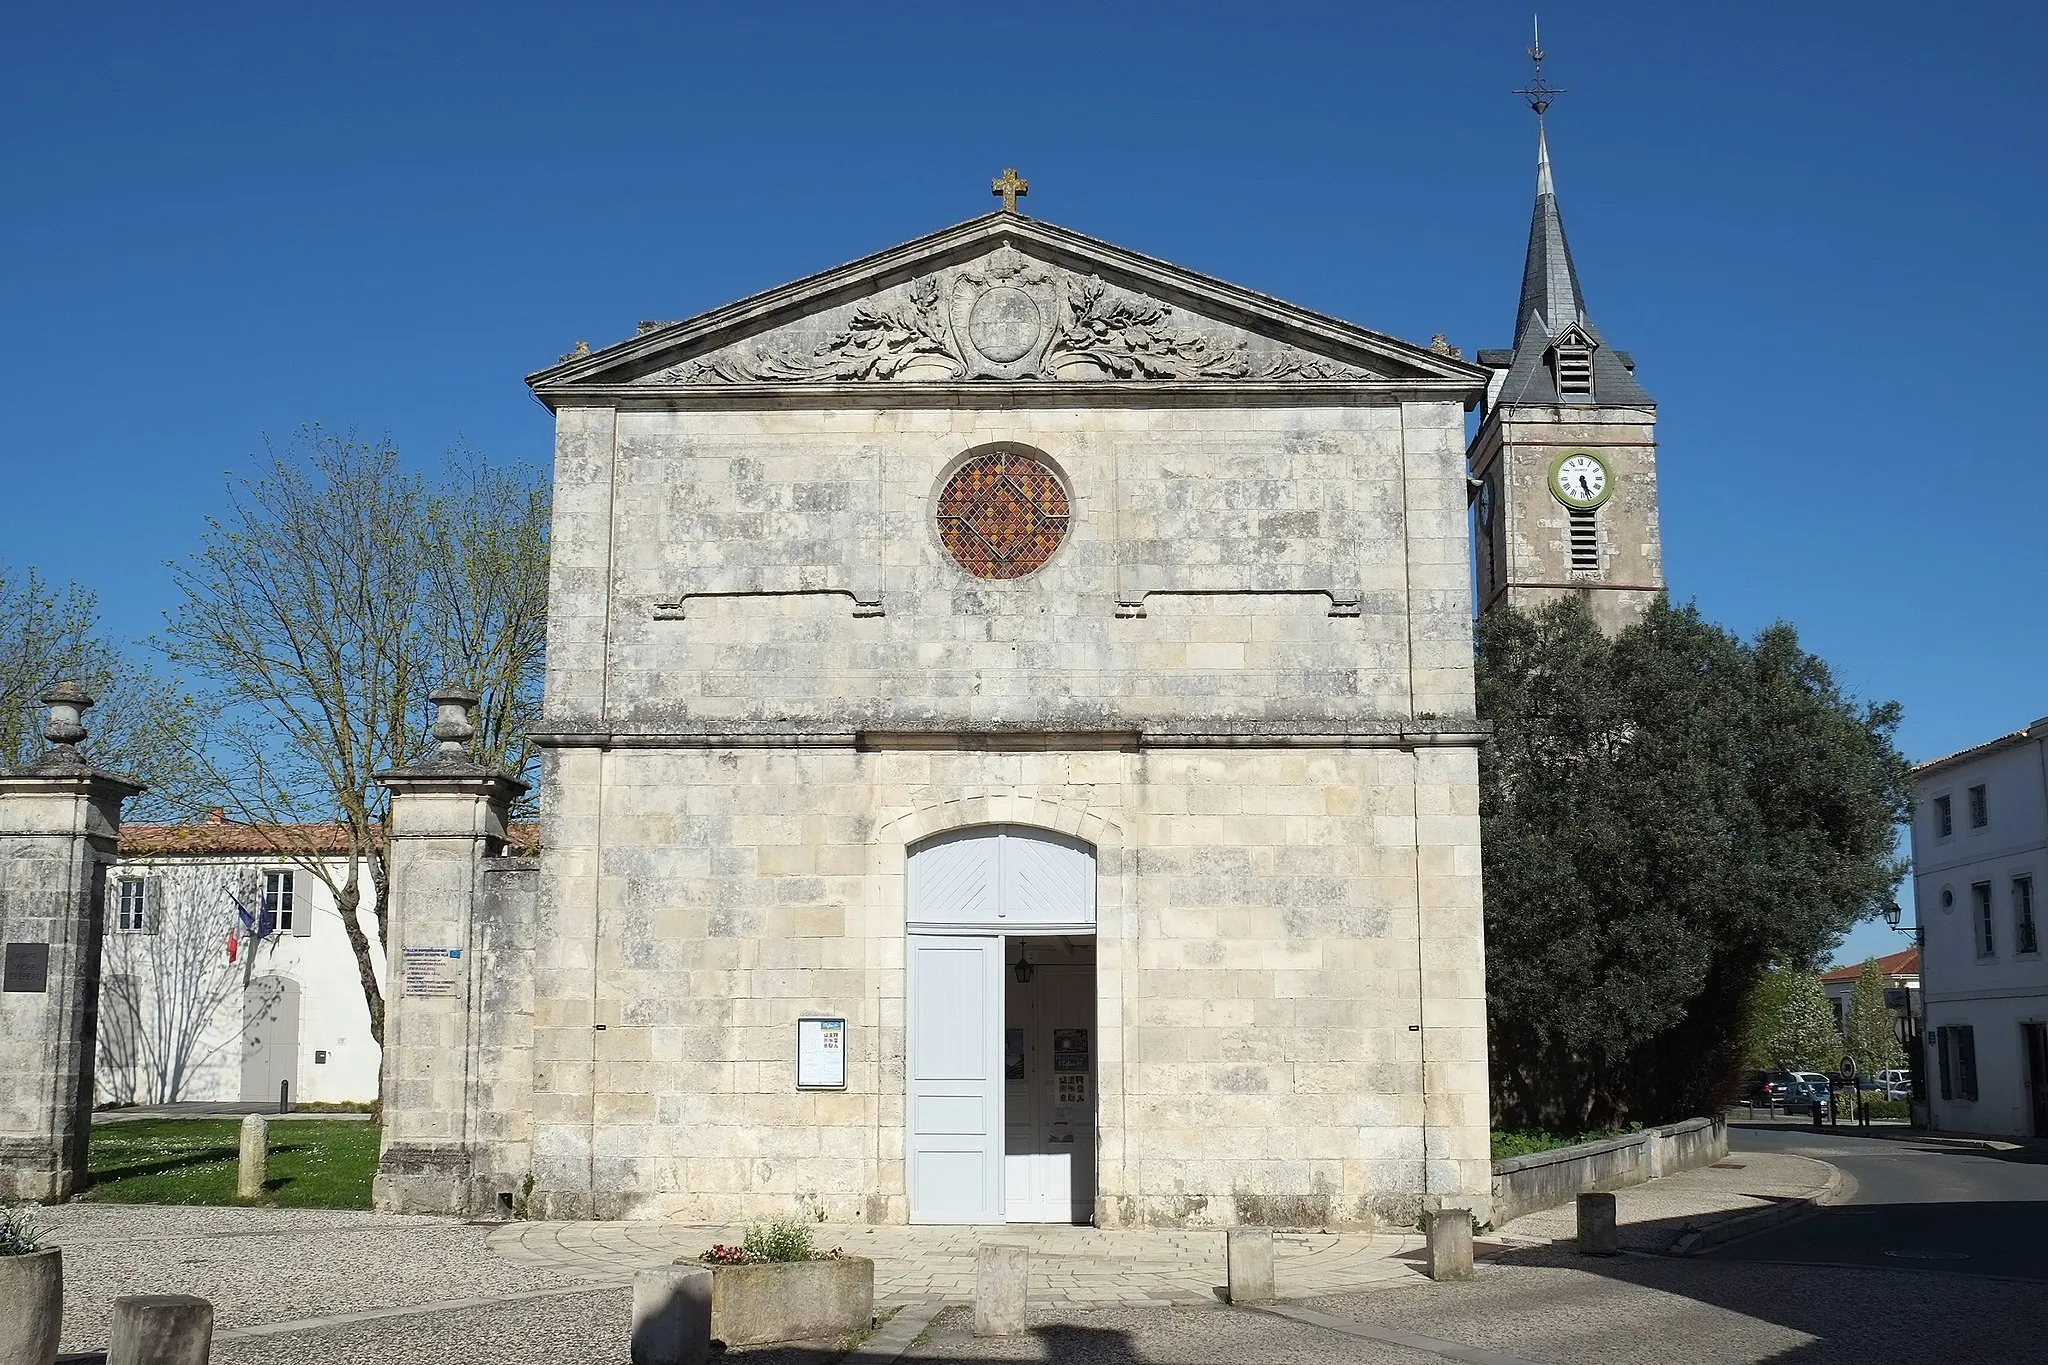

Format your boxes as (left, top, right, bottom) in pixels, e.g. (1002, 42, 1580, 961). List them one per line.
(1968, 784, 1989, 829)
(262, 870, 305, 937)
(1934, 794, 1952, 839)
(1972, 881, 1996, 957)
(2016, 876, 2039, 956)
(1935, 1025, 1979, 1102)
(115, 877, 149, 933)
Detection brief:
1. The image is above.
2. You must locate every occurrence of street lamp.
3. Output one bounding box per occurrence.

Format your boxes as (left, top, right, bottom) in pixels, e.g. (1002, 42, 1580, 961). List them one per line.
(1883, 902, 1923, 947)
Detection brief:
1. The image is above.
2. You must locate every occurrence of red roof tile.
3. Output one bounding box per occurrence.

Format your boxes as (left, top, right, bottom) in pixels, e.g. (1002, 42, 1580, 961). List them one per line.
(1821, 946, 1920, 983)
(119, 812, 541, 857)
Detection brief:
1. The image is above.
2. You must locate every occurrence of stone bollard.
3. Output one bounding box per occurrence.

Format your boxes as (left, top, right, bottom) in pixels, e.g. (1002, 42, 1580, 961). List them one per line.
(1424, 1208, 1475, 1282)
(1225, 1226, 1274, 1304)
(631, 1264, 713, 1365)
(974, 1244, 1028, 1337)
(107, 1293, 214, 1365)
(236, 1113, 268, 1201)
(1576, 1192, 1619, 1256)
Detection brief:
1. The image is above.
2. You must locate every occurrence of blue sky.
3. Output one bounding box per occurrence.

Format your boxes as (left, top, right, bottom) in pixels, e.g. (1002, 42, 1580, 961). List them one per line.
(5, 2, 2041, 965)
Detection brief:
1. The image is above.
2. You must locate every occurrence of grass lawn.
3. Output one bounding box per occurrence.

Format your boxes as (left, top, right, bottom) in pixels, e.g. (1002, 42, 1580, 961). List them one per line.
(85, 1119, 380, 1208)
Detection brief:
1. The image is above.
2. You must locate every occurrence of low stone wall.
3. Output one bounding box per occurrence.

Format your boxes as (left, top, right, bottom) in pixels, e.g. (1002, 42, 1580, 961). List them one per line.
(1489, 1115, 1727, 1227)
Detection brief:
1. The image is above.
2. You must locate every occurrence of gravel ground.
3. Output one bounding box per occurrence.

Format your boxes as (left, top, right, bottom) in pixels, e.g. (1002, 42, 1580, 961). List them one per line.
(1307, 1244, 2048, 1364)
(40, 1205, 609, 1352)
(902, 1303, 1444, 1363)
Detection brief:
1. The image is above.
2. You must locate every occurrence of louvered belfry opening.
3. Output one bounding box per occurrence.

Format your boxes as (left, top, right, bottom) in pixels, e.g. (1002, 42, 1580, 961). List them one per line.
(1552, 343, 1593, 396)
(1568, 507, 1599, 573)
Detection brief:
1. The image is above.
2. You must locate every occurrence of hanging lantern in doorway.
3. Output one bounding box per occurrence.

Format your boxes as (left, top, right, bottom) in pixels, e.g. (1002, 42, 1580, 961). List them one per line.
(1013, 948, 1035, 983)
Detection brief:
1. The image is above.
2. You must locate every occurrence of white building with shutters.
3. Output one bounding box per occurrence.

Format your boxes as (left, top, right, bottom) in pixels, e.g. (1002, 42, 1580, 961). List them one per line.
(95, 813, 392, 1107)
(1911, 716, 2048, 1138)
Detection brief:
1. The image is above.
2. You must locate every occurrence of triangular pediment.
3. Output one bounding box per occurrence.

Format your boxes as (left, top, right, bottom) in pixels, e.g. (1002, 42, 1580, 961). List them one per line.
(530, 215, 1485, 400)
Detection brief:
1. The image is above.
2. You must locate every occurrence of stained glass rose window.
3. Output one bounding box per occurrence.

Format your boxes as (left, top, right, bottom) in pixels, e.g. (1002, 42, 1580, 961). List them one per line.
(936, 450, 1070, 580)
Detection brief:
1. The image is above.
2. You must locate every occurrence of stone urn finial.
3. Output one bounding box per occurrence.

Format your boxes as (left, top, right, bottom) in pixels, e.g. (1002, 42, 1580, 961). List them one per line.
(427, 682, 481, 760)
(42, 681, 94, 752)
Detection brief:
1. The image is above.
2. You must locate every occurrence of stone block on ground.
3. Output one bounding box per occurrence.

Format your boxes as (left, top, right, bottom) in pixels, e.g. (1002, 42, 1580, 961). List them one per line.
(0, 1247, 63, 1365)
(1577, 1191, 1619, 1255)
(107, 1293, 214, 1365)
(632, 1265, 713, 1365)
(236, 1114, 267, 1201)
(1226, 1226, 1274, 1303)
(974, 1244, 1028, 1337)
(1425, 1208, 1475, 1281)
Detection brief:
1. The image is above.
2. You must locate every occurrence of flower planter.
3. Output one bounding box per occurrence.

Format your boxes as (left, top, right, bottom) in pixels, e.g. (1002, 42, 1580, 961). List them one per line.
(674, 1256, 874, 1348)
(0, 1246, 62, 1365)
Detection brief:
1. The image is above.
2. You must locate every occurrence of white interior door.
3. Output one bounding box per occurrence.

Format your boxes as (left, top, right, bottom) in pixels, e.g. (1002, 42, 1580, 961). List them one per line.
(1004, 962, 1097, 1223)
(907, 935, 1003, 1223)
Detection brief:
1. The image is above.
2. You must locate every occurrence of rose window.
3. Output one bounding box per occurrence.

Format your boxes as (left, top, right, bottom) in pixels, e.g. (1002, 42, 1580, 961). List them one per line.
(936, 451, 1070, 580)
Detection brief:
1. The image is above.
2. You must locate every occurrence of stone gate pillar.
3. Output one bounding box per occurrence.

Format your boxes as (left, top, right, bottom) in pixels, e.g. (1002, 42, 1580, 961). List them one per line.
(0, 685, 144, 1201)
(372, 684, 526, 1215)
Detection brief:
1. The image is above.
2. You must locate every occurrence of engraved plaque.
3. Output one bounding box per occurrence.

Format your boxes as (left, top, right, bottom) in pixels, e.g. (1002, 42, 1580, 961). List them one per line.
(3, 942, 50, 993)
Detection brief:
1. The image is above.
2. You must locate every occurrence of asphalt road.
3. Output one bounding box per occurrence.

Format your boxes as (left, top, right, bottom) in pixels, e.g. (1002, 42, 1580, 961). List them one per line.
(1715, 1120, 2048, 1282)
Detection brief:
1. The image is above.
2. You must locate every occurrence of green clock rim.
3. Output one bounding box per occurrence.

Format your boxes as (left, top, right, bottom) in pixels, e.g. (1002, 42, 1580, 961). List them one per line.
(1547, 449, 1614, 510)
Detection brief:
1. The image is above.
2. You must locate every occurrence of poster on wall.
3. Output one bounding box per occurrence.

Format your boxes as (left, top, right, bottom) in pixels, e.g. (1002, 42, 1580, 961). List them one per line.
(797, 1016, 848, 1090)
(1053, 1028, 1089, 1072)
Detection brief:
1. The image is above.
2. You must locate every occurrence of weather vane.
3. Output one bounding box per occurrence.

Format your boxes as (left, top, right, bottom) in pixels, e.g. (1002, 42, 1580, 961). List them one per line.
(1514, 16, 1566, 119)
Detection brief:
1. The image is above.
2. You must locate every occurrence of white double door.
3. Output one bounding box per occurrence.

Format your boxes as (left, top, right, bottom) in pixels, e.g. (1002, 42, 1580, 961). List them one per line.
(905, 933, 1096, 1224)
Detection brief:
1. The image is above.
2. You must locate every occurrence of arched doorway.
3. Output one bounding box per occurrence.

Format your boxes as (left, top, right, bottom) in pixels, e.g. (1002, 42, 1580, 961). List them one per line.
(905, 825, 1095, 1224)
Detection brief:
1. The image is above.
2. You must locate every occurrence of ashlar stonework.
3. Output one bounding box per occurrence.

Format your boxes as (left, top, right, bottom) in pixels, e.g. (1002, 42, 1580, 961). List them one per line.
(373, 212, 1494, 1230)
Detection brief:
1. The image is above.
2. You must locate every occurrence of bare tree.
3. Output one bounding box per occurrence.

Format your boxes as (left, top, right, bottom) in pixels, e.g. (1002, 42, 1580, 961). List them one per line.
(100, 863, 271, 1103)
(0, 562, 203, 818)
(157, 426, 549, 1053)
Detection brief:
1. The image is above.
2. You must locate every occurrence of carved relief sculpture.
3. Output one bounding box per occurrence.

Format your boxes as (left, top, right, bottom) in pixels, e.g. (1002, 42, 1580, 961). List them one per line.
(654, 252, 1378, 385)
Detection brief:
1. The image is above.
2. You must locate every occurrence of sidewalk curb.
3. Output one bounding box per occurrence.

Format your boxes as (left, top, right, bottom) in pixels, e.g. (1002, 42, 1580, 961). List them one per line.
(1667, 1160, 1845, 1256)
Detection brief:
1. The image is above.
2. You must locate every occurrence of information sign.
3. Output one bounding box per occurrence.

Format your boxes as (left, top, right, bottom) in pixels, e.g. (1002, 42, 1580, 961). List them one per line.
(797, 1016, 848, 1090)
(401, 946, 463, 999)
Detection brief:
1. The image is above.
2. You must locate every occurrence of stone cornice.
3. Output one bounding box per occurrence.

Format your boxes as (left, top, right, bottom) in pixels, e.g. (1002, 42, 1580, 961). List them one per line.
(527, 723, 1489, 751)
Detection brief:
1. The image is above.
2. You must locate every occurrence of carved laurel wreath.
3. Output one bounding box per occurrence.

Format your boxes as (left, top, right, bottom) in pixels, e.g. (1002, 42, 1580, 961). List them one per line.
(657, 271, 1374, 384)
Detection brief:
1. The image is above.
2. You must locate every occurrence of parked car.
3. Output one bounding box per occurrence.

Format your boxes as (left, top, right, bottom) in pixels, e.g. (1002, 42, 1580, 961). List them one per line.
(1745, 1070, 1823, 1110)
(1790, 1071, 1835, 1108)
(1874, 1068, 1912, 1100)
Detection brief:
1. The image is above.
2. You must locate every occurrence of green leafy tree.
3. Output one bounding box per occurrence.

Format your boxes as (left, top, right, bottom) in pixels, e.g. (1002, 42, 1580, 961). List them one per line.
(1843, 957, 1908, 1074)
(1745, 968, 1841, 1072)
(1478, 597, 1910, 1128)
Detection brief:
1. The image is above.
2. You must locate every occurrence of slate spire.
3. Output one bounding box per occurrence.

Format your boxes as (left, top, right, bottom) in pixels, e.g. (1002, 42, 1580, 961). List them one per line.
(1494, 127, 1652, 407)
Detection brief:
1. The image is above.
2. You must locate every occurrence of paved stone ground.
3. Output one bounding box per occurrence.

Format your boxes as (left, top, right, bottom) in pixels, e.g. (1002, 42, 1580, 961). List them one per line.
(40, 1151, 1851, 1361)
(490, 1221, 1433, 1307)
(41, 1205, 607, 1354)
(1491, 1149, 1837, 1253)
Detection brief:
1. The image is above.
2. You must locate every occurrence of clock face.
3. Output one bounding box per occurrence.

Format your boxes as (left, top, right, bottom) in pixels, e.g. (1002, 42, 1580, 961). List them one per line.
(1475, 477, 1497, 532)
(1550, 452, 1612, 509)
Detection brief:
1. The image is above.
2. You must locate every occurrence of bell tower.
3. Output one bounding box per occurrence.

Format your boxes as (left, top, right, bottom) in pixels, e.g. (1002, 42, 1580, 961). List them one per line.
(1469, 34, 1663, 632)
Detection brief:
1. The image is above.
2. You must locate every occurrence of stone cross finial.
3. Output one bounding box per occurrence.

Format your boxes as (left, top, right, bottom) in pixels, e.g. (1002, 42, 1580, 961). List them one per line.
(41, 682, 94, 752)
(427, 683, 481, 761)
(991, 167, 1029, 214)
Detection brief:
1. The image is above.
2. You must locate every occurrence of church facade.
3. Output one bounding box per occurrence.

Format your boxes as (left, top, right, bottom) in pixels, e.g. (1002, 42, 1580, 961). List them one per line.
(494, 209, 1494, 1228)
(360, 134, 1664, 1229)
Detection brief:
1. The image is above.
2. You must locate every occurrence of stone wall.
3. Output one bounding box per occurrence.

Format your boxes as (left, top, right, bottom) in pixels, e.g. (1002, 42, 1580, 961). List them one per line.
(526, 741, 1488, 1228)
(547, 400, 1474, 734)
(1489, 1116, 1728, 1226)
